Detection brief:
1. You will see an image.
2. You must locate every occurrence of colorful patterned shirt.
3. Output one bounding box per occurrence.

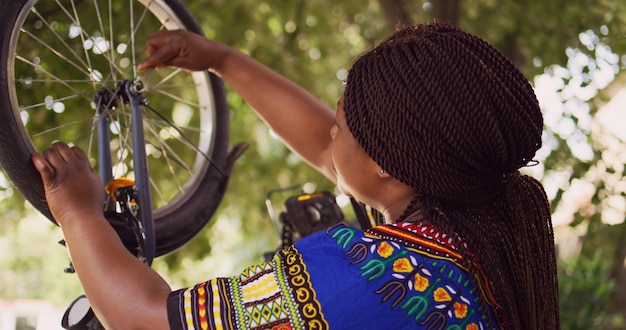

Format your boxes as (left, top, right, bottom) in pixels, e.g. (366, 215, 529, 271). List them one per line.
(167, 222, 502, 329)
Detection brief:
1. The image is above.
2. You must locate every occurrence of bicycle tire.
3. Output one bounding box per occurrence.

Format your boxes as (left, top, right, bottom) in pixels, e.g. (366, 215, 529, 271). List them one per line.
(0, 0, 231, 256)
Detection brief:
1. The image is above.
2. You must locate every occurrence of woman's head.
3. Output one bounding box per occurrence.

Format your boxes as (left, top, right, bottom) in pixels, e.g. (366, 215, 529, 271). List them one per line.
(343, 23, 543, 206)
(342, 23, 559, 329)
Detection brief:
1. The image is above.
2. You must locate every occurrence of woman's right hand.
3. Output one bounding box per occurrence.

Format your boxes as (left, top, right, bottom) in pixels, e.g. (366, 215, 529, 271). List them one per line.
(137, 30, 228, 72)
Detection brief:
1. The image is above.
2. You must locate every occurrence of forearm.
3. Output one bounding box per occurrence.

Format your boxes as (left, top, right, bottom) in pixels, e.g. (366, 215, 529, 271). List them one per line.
(60, 215, 171, 329)
(216, 47, 336, 180)
(138, 31, 337, 180)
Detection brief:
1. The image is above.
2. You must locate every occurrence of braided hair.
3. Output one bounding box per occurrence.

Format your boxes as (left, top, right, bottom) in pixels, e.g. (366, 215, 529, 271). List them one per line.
(343, 23, 559, 329)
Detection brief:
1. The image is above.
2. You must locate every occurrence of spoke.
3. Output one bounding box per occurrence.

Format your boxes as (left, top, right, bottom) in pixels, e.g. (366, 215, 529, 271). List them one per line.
(53, 0, 128, 82)
(143, 115, 195, 172)
(101, 105, 192, 191)
(19, 28, 92, 77)
(108, 103, 133, 179)
(133, 1, 152, 37)
(31, 116, 95, 138)
(29, 6, 90, 71)
(108, 0, 115, 82)
(144, 103, 225, 177)
(93, 0, 117, 82)
(16, 78, 101, 83)
(148, 175, 168, 207)
(67, 0, 96, 89)
(144, 122, 186, 192)
(19, 93, 86, 111)
(146, 68, 185, 90)
(15, 55, 94, 104)
(65, 113, 102, 150)
(152, 82, 201, 90)
(149, 88, 200, 109)
(129, 1, 138, 78)
(138, 109, 195, 174)
(116, 110, 204, 134)
(143, 107, 209, 150)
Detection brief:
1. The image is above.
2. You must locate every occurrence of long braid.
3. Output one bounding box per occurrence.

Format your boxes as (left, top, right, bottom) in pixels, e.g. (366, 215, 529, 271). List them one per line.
(344, 23, 559, 329)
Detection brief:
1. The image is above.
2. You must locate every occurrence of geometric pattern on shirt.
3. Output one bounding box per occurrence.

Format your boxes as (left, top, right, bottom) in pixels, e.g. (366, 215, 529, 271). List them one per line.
(329, 222, 501, 330)
(275, 246, 329, 330)
(173, 245, 328, 330)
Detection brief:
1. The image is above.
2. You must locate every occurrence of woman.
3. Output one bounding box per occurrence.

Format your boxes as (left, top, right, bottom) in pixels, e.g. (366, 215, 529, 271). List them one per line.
(33, 23, 559, 329)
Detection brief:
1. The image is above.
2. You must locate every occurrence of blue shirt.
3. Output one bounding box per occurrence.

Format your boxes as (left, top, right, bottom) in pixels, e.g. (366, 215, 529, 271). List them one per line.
(167, 222, 501, 329)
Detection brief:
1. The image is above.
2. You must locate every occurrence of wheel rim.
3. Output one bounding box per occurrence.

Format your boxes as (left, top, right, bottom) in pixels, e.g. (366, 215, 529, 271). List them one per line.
(7, 0, 220, 217)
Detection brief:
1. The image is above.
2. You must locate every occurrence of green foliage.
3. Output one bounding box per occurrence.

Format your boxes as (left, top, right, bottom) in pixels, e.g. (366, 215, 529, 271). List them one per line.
(0, 2, 625, 327)
(558, 252, 625, 329)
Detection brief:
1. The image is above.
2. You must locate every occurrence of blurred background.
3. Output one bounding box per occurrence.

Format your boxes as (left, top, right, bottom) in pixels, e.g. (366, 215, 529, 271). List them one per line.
(1, 0, 625, 328)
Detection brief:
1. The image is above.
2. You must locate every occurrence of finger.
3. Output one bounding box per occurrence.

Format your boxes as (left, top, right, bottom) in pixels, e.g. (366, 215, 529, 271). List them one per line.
(42, 145, 66, 165)
(138, 50, 157, 72)
(40, 143, 76, 181)
(70, 146, 95, 172)
(51, 141, 76, 162)
(32, 153, 55, 183)
(138, 32, 183, 71)
(144, 30, 170, 53)
(138, 46, 178, 71)
(70, 145, 89, 160)
(144, 38, 159, 56)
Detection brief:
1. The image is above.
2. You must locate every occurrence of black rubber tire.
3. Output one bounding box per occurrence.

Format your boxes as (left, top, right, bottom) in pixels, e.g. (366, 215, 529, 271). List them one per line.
(0, 0, 230, 256)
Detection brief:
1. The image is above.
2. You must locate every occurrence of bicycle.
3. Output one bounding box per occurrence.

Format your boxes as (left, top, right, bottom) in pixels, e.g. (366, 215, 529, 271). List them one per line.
(0, 0, 238, 258)
(0, 0, 239, 328)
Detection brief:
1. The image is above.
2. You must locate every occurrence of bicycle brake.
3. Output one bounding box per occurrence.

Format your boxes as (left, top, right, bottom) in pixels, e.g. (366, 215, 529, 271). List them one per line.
(104, 178, 147, 262)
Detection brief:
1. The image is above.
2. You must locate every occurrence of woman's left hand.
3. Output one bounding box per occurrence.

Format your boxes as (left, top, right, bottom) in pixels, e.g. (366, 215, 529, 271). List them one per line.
(32, 142, 105, 227)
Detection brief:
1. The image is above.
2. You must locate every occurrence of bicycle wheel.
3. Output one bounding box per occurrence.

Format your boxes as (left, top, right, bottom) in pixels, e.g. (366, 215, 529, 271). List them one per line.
(0, 0, 231, 256)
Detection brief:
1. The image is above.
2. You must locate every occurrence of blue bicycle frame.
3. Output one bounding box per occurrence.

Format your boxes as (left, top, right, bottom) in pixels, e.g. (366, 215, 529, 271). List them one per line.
(95, 79, 155, 265)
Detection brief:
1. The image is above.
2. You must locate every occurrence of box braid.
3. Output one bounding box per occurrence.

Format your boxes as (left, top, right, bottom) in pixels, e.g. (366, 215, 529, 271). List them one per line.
(343, 23, 559, 329)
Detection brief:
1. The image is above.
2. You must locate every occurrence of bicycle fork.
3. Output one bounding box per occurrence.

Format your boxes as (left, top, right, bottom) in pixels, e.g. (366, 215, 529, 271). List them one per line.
(94, 79, 155, 265)
(60, 79, 155, 329)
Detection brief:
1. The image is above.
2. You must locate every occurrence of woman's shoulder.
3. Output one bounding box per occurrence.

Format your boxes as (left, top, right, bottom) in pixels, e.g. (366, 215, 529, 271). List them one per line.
(292, 222, 503, 329)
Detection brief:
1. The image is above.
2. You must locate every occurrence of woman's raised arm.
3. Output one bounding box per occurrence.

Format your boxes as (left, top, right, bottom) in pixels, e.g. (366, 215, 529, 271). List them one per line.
(138, 30, 337, 182)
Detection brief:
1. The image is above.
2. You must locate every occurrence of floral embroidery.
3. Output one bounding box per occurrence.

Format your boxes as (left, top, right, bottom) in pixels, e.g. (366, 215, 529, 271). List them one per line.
(377, 241, 394, 258)
(329, 223, 501, 329)
(393, 258, 413, 272)
(414, 273, 430, 292)
(434, 287, 452, 302)
(454, 302, 468, 319)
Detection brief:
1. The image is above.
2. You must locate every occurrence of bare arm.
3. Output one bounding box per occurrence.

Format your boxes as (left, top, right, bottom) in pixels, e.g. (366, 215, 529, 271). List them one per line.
(138, 30, 337, 182)
(218, 48, 336, 181)
(32, 143, 170, 329)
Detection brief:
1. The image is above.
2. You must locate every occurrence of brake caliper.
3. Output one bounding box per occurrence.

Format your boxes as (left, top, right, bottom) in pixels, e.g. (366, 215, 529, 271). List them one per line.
(104, 178, 146, 262)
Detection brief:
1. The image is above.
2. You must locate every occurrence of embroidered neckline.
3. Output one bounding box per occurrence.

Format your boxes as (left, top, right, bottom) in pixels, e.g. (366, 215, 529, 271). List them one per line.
(363, 222, 504, 326)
